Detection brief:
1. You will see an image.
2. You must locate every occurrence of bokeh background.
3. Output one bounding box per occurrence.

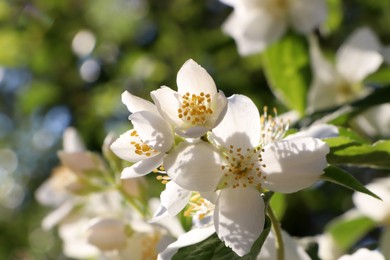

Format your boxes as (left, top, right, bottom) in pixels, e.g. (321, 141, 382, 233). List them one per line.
(1, 0, 390, 258)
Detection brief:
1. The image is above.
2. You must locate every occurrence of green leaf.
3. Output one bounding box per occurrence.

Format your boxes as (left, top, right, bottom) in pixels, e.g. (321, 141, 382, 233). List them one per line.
(324, 0, 343, 34)
(262, 32, 311, 115)
(325, 137, 390, 169)
(270, 193, 286, 221)
(173, 217, 272, 260)
(326, 211, 376, 251)
(321, 166, 381, 200)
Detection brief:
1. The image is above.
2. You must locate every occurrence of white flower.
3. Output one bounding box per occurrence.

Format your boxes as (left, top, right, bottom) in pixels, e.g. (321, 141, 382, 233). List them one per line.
(56, 191, 179, 260)
(353, 178, 390, 259)
(353, 178, 390, 224)
(307, 27, 383, 113)
(110, 91, 175, 179)
(164, 94, 329, 256)
(338, 248, 385, 260)
(151, 59, 228, 138)
(221, 0, 327, 55)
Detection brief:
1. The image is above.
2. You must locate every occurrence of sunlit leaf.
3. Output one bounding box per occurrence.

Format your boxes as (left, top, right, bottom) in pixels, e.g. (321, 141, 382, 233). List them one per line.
(262, 32, 311, 115)
(270, 193, 286, 221)
(321, 166, 381, 200)
(326, 211, 376, 251)
(325, 137, 390, 169)
(324, 0, 343, 34)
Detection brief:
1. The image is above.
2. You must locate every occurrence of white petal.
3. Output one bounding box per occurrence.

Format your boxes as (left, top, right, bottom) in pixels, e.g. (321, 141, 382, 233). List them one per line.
(176, 59, 217, 96)
(130, 111, 174, 152)
(157, 225, 215, 260)
(159, 181, 191, 217)
(257, 231, 311, 260)
(336, 27, 383, 83)
(289, 0, 327, 34)
(351, 104, 390, 138)
(164, 141, 224, 192)
(42, 200, 75, 230)
(215, 188, 265, 257)
(151, 86, 183, 127)
(307, 76, 347, 112)
(110, 130, 157, 162)
(59, 218, 100, 259)
(58, 151, 103, 174)
(86, 217, 127, 251)
(262, 137, 329, 193)
(208, 91, 228, 128)
(212, 94, 260, 150)
(121, 90, 157, 114)
(286, 124, 339, 140)
(353, 179, 390, 222)
(222, 9, 287, 55)
(175, 125, 209, 139)
(307, 35, 344, 112)
(120, 153, 164, 179)
(338, 248, 385, 260)
(62, 127, 86, 152)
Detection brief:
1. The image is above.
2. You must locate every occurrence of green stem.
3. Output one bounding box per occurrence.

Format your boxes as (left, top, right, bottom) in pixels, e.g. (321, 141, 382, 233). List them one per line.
(267, 206, 284, 260)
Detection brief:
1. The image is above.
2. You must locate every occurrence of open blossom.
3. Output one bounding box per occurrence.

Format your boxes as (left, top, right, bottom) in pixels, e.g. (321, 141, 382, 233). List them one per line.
(56, 192, 179, 260)
(151, 59, 228, 138)
(353, 178, 390, 259)
(164, 94, 329, 256)
(110, 91, 175, 179)
(220, 0, 327, 55)
(307, 27, 383, 112)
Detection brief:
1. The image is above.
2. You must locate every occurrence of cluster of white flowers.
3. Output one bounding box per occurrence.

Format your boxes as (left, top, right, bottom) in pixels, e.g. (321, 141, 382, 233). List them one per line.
(110, 59, 332, 257)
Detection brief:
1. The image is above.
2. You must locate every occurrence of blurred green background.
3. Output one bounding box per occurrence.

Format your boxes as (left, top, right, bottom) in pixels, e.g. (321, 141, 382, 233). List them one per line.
(0, 0, 390, 258)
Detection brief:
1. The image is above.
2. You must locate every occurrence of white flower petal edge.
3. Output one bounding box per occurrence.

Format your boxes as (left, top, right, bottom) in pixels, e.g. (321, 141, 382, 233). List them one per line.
(285, 124, 339, 140)
(336, 27, 383, 83)
(130, 111, 174, 152)
(151, 86, 182, 128)
(257, 230, 311, 260)
(262, 137, 329, 193)
(121, 153, 165, 179)
(353, 178, 390, 223)
(63, 127, 86, 152)
(152, 181, 191, 221)
(215, 187, 265, 257)
(351, 104, 390, 138)
(176, 59, 217, 96)
(222, 8, 286, 56)
(121, 90, 158, 114)
(157, 225, 215, 260)
(289, 0, 327, 34)
(211, 94, 260, 150)
(165, 141, 224, 192)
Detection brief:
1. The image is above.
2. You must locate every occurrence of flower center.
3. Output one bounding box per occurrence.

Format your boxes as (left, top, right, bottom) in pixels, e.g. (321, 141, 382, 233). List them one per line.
(129, 130, 158, 157)
(219, 145, 266, 190)
(265, 0, 288, 18)
(184, 193, 215, 221)
(141, 232, 160, 260)
(260, 106, 289, 145)
(337, 80, 361, 103)
(177, 92, 213, 126)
